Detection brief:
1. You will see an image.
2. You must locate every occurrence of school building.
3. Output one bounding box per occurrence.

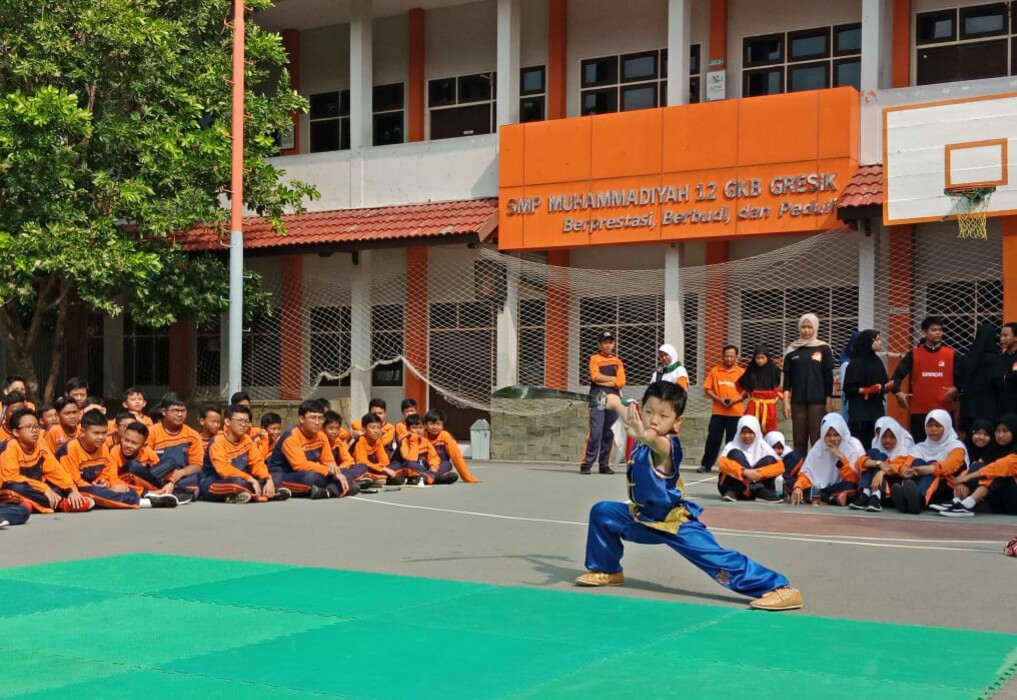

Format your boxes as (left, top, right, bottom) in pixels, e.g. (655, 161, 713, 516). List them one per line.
(35, 0, 1017, 455)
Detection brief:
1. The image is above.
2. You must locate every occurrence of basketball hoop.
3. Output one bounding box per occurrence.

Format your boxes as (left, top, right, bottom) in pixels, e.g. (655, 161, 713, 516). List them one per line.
(944, 185, 995, 240)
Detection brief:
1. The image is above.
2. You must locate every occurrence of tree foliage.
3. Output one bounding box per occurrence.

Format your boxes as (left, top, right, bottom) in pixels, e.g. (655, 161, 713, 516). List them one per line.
(0, 0, 316, 399)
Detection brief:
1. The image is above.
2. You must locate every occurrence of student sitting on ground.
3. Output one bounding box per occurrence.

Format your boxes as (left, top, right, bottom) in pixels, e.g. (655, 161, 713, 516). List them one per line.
(849, 417, 913, 513)
(790, 414, 862, 506)
(0, 391, 28, 442)
(58, 411, 177, 509)
(396, 398, 418, 442)
(134, 393, 203, 498)
(110, 421, 187, 503)
(228, 392, 263, 440)
(323, 410, 371, 486)
(43, 396, 81, 454)
(354, 413, 408, 486)
(763, 431, 802, 498)
(200, 404, 291, 504)
(37, 403, 57, 431)
(396, 413, 459, 485)
(121, 387, 152, 426)
(65, 377, 89, 408)
(423, 410, 480, 483)
(268, 399, 355, 499)
(0, 484, 30, 528)
(0, 409, 93, 513)
(106, 412, 134, 450)
(82, 396, 106, 416)
(939, 413, 1017, 517)
(892, 409, 967, 515)
(198, 404, 223, 450)
(351, 398, 398, 456)
(3, 375, 34, 410)
(716, 415, 782, 503)
(253, 412, 283, 461)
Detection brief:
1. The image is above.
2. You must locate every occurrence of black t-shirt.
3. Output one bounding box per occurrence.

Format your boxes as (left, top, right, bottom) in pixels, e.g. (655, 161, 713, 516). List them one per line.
(782, 344, 834, 405)
(1002, 350, 1017, 414)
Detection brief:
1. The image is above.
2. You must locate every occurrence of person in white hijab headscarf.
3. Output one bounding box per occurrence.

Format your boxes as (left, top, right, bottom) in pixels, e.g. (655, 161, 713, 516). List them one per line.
(649, 344, 689, 389)
(849, 417, 914, 512)
(716, 416, 782, 502)
(790, 413, 864, 506)
(892, 409, 968, 514)
(782, 314, 836, 459)
(764, 430, 802, 499)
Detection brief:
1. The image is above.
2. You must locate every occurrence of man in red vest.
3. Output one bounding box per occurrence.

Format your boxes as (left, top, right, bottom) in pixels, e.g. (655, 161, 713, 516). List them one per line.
(889, 316, 960, 442)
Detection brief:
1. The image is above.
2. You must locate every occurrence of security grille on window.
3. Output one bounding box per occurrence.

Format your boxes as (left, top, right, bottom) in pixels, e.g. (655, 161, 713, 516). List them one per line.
(309, 306, 350, 388)
(580, 46, 701, 116)
(740, 287, 859, 363)
(926, 279, 1002, 351)
(372, 304, 404, 387)
(373, 83, 405, 146)
(916, 3, 1014, 86)
(742, 23, 861, 97)
(242, 312, 281, 388)
(578, 295, 664, 384)
(309, 90, 350, 153)
(518, 298, 546, 385)
(429, 72, 496, 140)
(429, 300, 496, 392)
(195, 317, 221, 388)
(520, 66, 546, 122)
(123, 316, 170, 387)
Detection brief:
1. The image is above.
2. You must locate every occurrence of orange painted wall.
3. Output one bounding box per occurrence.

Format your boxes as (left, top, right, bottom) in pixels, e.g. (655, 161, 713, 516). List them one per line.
(709, 0, 727, 66)
(281, 29, 301, 155)
(547, 0, 567, 120)
(405, 247, 429, 407)
(892, 0, 910, 89)
(885, 225, 913, 425)
(408, 9, 425, 143)
(280, 255, 304, 401)
(1003, 217, 1017, 323)
(545, 250, 570, 389)
(498, 88, 859, 251)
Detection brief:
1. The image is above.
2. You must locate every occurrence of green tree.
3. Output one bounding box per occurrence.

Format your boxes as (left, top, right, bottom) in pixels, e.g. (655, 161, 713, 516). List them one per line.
(0, 0, 315, 401)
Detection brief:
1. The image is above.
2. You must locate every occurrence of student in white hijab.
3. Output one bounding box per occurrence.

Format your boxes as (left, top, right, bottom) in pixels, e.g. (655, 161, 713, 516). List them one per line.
(849, 417, 914, 512)
(782, 314, 836, 458)
(649, 344, 689, 389)
(764, 430, 804, 498)
(789, 413, 863, 506)
(892, 409, 967, 514)
(716, 415, 783, 503)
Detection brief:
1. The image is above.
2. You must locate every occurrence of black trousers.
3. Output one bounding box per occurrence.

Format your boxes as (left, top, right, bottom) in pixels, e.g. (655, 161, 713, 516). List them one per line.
(701, 415, 739, 469)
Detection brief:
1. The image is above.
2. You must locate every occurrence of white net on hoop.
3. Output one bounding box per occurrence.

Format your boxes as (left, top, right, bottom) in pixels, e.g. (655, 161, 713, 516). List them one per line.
(947, 187, 994, 240)
(192, 221, 1003, 416)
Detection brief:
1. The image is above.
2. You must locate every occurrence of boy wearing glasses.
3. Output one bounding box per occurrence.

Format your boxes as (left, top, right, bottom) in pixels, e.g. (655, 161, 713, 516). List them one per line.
(268, 399, 356, 499)
(133, 392, 202, 498)
(199, 404, 291, 504)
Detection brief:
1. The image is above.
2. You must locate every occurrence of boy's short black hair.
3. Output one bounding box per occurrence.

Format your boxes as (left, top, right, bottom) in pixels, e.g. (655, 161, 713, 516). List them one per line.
(65, 377, 88, 393)
(3, 390, 26, 406)
(200, 404, 223, 418)
(83, 396, 104, 409)
(641, 380, 687, 417)
(54, 396, 78, 413)
(323, 410, 343, 426)
(161, 392, 187, 409)
(921, 316, 945, 331)
(361, 412, 382, 426)
(1004, 321, 1017, 335)
(225, 403, 251, 420)
(123, 386, 145, 399)
(230, 391, 251, 404)
(9, 408, 37, 430)
(368, 398, 387, 411)
(722, 344, 739, 355)
(298, 399, 322, 417)
(260, 412, 282, 429)
(124, 421, 150, 439)
(424, 410, 444, 424)
(4, 374, 25, 388)
(147, 404, 165, 422)
(405, 413, 424, 427)
(80, 410, 108, 429)
(311, 398, 330, 412)
(400, 398, 417, 411)
(114, 411, 134, 425)
(37, 403, 54, 414)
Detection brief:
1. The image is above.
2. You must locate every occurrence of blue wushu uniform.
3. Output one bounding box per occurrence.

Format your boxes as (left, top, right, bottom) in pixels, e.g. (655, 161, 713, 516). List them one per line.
(585, 435, 789, 597)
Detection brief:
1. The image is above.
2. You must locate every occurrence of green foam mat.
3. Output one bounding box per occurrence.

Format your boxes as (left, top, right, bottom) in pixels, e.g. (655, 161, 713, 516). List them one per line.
(0, 554, 1014, 700)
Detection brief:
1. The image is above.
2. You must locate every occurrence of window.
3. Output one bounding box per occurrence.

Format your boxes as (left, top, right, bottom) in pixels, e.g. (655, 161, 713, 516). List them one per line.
(309, 306, 350, 388)
(242, 312, 281, 388)
(580, 46, 701, 115)
(926, 279, 1002, 351)
(429, 300, 496, 400)
(123, 316, 170, 387)
(578, 295, 663, 385)
(309, 90, 350, 152)
(429, 72, 496, 139)
(195, 316, 221, 387)
(915, 4, 1013, 86)
(518, 298, 546, 386)
(739, 286, 858, 363)
(373, 83, 404, 146)
(372, 305, 404, 387)
(520, 66, 546, 123)
(742, 24, 860, 96)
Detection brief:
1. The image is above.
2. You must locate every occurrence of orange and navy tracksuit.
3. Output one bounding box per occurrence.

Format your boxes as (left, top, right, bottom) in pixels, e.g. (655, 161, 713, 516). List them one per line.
(717, 452, 783, 500)
(0, 439, 83, 513)
(57, 438, 141, 509)
(977, 453, 1017, 514)
(351, 420, 397, 457)
(0, 451, 31, 525)
(267, 426, 349, 497)
(110, 443, 161, 496)
(353, 434, 410, 484)
(794, 457, 861, 505)
(252, 431, 279, 462)
(330, 435, 371, 482)
(43, 424, 80, 455)
(582, 352, 626, 471)
(199, 433, 277, 502)
(427, 429, 479, 483)
(137, 423, 203, 494)
(894, 448, 966, 507)
(396, 433, 458, 484)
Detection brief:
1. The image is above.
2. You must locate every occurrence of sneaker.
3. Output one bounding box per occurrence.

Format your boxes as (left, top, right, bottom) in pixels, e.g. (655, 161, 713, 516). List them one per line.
(579, 467, 592, 475)
(148, 494, 179, 509)
(849, 493, 869, 510)
(902, 480, 922, 515)
(756, 487, 782, 503)
(272, 487, 292, 501)
(387, 476, 407, 486)
(0, 520, 9, 530)
(599, 467, 616, 475)
(749, 586, 804, 611)
(722, 491, 738, 502)
(865, 495, 883, 513)
(371, 479, 387, 488)
(406, 476, 421, 486)
(939, 501, 975, 517)
(308, 485, 330, 500)
(224, 491, 252, 504)
(929, 501, 955, 512)
(59, 496, 95, 513)
(574, 570, 625, 587)
(173, 491, 194, 505)
(696, 465, 713, 474)
(890, 483, 906, 511)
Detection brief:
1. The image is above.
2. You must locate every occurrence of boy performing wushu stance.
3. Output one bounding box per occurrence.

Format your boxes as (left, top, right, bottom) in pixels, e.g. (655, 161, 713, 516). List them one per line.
(577, 381, 803, 611)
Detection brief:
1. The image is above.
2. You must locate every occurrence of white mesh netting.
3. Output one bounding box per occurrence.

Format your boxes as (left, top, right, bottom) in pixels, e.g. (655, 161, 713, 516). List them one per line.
(192, 222, 1003, 416)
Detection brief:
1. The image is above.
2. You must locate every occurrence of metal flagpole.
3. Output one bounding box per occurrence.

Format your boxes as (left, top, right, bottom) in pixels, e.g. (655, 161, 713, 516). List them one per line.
(228, 0, 246, 398)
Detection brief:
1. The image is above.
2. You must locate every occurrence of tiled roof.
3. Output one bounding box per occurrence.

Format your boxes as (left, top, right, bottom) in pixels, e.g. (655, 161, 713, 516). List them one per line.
(838, 164, 883, 208)
(177, 198, 499, 251)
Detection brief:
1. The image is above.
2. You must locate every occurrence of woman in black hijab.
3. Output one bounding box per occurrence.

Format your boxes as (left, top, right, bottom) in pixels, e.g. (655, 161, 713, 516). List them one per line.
(842, 329, 888, 448)
(957, 322, 1004, 434)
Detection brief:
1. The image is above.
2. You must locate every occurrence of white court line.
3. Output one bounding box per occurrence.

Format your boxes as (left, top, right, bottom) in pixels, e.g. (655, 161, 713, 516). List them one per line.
(685, 476, 718, 486)
(348, 499, 1003, 552)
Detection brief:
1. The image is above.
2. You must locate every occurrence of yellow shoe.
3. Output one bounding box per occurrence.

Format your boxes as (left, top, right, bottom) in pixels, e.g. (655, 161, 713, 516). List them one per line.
(574, 571, 625, 587)
(749, 586, 803, 611)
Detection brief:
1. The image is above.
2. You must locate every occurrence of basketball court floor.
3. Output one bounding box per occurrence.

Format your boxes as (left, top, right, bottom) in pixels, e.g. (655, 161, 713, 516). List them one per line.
(3, 462, 1016, 699)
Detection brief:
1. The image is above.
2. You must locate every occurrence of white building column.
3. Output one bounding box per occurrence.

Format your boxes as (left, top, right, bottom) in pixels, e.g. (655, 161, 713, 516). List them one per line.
(495, 259, 519, 388)
(861, 0, 892, 93)
(664, 245, 685, 362)
(858, 225, 876, 330)
(350, 251, 373, 421)
(496, 0, 520, 126)
(350, 0, 373, 150)
(667, 0, 692, 106)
